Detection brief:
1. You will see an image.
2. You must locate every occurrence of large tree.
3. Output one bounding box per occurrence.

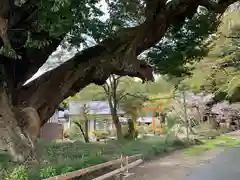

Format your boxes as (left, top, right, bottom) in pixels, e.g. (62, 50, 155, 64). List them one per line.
(0, 0, 237, 162)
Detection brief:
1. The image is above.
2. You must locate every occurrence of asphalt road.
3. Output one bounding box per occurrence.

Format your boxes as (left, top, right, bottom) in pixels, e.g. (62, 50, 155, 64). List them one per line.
(185, 146, 240, 180)
(127, 131, 240, 180)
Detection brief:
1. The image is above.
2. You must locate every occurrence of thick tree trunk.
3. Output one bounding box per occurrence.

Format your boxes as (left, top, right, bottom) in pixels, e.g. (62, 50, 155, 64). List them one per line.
(0, 82, 35, 162)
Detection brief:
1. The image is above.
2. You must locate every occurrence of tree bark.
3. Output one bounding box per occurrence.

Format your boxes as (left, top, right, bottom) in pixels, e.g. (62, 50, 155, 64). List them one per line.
(108, 94, 123, 140)
(103, 75, 123, 140)
(0, 68, 36, 162)
(112, 112, 123, 140)
(83, 114, 89, 143)
(84, 120, 89, 143)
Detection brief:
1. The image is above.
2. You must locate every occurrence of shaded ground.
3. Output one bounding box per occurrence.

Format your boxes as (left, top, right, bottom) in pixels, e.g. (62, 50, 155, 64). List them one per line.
(127, 131, 240, 180)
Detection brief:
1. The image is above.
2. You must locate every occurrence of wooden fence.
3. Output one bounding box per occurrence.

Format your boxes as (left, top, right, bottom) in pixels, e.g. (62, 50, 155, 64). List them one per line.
(44, 154, 143, 180)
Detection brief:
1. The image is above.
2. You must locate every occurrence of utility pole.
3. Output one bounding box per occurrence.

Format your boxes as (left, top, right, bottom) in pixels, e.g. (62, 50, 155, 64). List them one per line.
(182, 90, 189, 142)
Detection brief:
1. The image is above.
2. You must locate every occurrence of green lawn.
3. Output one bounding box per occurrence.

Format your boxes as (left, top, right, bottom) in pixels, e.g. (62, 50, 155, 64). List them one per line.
(184, 135, 240, 156)
(1, 136, 186, 180)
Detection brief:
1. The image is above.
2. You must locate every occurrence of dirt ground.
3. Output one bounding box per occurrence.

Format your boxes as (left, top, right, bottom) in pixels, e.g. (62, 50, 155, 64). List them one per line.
(125, 147, 224, 180)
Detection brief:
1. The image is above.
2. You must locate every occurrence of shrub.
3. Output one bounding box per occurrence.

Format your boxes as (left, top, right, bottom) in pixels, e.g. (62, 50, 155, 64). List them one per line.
(40, 166, 57, 179)
(4, 166, 28, 180)
(136, 124, 153, 134)
(92, 130, 109, 140)
(68, 123, 84, 140)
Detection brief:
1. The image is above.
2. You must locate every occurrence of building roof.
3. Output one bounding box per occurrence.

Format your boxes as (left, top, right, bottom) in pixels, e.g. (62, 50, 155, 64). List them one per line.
(68, 100, 125, 115)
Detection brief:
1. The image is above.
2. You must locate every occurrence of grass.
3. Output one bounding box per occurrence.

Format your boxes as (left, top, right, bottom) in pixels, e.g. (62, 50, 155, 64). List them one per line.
(1, 136, 187, 180)
(184, 135, 240, 156)
(4, 133, 240, 179)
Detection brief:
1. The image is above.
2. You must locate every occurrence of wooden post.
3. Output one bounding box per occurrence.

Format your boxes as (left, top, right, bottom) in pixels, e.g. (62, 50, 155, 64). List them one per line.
(120, 154, 123, 168)
(126, 156, 129, 174)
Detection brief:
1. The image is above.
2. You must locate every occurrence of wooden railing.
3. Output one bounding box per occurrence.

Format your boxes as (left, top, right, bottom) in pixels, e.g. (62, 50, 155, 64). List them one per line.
(44, 154, 143, 180)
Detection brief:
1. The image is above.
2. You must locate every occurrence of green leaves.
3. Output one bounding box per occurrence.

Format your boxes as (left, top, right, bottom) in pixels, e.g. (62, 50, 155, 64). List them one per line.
(147, 12, 220, 77)
(72, 84, 106, 101)
(106, 0, 145, 27)
(182, 11, 240, 102)
(23, 0, 108, 49)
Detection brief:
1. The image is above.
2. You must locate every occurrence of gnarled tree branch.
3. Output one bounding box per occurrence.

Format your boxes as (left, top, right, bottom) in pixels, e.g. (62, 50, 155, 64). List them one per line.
(16, 0, 239, 125)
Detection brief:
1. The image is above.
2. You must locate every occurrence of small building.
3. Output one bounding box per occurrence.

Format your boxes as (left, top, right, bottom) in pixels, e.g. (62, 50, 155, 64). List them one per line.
(67, 101, 126, 132)
(40, 100, 155, 140)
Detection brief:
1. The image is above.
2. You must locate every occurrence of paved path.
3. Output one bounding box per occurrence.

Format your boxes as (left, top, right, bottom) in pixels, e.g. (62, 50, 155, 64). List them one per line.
(185, 146, 240, 180)
(126, 131, 240, 180)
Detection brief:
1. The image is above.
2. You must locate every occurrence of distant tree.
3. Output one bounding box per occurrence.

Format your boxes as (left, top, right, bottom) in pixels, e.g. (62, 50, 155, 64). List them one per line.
(102, 75, 125, 140)
(73, 84, 106, 101)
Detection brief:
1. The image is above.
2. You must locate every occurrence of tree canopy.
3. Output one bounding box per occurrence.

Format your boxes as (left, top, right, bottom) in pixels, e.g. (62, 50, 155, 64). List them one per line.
(182, 10, 240, 103)
(0, 0, 238, 126)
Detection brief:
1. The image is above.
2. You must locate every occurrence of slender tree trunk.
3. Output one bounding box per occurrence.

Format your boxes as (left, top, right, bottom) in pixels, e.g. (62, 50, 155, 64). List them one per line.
(94, 119, 96, 130)
(131, 114, 137, 139)
(83, 112, 89, 143)
(110, 106, 123, 140)
(73, 121, 89, 143)
(84, 118, 89, 143)
(0, 80, 35, 162)
(107, 97, 123, 140)
(112, 113, 123, 140)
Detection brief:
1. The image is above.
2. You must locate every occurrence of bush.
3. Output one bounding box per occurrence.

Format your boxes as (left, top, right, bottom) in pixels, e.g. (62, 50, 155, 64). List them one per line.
(122, 125, 130, 136)
(40, 166, 57, 179)
(92, 130, 109, 140)
(136, 124, 153, 134)
(109, 125, 129, 137)
(68, 123, 84, 140)
(4, 166, 28, 180)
